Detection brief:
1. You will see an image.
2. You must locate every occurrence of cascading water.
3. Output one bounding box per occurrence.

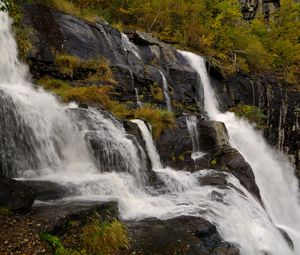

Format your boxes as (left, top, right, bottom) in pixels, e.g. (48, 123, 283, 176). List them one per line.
(2, 10, 299, 255)
(186, 116, 206, 160)
(130, 119, 162, 170)
(159, 71, 172, 112)
(180, 50, 300, 254)
(0, 13, 96, 179)
(121, 33, 141, 59)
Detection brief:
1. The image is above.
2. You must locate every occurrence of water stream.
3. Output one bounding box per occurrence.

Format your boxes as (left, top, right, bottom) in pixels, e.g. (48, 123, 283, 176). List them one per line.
(180, 50, 300, 254)
(1, 11, 299, 255)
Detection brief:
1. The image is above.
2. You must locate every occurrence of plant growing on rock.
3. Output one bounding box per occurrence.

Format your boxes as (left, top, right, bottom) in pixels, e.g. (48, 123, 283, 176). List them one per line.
(229, 103, 266, 129)
(81, 218, 129, 255)
(133, 104, 175, 139)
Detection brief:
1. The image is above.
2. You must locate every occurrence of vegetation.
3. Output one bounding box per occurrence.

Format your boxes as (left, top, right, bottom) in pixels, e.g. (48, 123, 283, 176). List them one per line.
(81, 217, 128, 255)
(134, 104, 175, 139)
(0, 207, 12, 216)
(8, 0, 298, 82)
(55, 53, 115, 83)
(6, 0, 33, 60)
(40, 217, 128, 255)
(40, 233, 84, 255)
(229, 103, 267, 129)
(150, 82, 164, 102)
(3, 0, 300, 82)
(38, 77, 129, 118)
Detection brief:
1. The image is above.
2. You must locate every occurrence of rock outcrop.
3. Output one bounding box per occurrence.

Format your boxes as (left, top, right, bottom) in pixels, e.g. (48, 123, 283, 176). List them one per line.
(126, 216, 240, 255)
(0, 174, 35, 212)
(209, 71, 300, 177)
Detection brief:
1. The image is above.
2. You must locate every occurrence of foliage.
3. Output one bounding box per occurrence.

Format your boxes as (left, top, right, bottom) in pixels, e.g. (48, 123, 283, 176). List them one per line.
(55, 53, 115, 83)
(55, 54, 81, 76)
(36, 0, 299, 83)
(6, 0, 33, 60)
(81, 217, 129, 255)
(229, 103, 267, 129)
(40, 233, 84, 255)
(133, 104, 175, 139)
(150, 82, 164, 102)
(38, 77, 129, 118)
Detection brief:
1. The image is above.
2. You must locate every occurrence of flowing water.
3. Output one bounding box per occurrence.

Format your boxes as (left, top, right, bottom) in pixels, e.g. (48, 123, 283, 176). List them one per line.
(121, 33, 141, 59)
(180, 50, 300, 254)
(159, 70, 173, 112)
(1, 11, 299, 255)
(186, 115, 206, 160)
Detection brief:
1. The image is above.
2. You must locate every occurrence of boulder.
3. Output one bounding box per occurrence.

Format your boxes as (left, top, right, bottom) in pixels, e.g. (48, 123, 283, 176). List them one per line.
(125, 216, 240, 255)
(19, 180, 77, 201)
(0, 174, 35, 212)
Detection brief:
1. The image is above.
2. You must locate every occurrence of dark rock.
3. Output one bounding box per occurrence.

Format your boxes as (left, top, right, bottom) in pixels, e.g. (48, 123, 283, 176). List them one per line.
(0, 174, 35, 212)
(210, 71, 300, 179)
(125, 216, 240, 255)
(28, 200, 118, 233)
(197, 120, 229, 152)
(19, 180, 77, 201)
(156, 115, 194, 170)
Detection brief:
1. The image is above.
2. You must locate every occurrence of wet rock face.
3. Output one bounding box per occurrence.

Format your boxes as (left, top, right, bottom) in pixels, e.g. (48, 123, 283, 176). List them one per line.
(22, 3, 202, 112)
(126, 216, 240, 255)
(157, 116, 261, 200)
(210, 71, 300, 178)
(0, 174, 35, 212)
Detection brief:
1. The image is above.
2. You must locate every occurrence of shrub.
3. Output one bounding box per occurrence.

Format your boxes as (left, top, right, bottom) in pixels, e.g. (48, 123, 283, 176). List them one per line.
(133, 104, 175, 139)
(229, 103, 266, 129)
(150, 82, 164, 102)
(55, 54, 81, 77)
(81, 218, 129, 255)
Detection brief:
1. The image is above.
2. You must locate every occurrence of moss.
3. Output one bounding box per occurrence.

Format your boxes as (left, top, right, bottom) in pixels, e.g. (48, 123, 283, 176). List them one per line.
(210, 159, 217, 167)
(133, 104, 175, 139)
(81, 217, 129, 255)
(150, 82, 164, 102)
(178, 154, 185, 162)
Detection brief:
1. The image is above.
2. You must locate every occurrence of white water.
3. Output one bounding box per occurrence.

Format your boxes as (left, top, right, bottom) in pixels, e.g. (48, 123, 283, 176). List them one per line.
(2, 11, 300, 255)
(159, 71, 173, 112)
(134, 88, 142, 107)
(186, 115, 206, 160)
(180, 50, 300, 254)
(131, 119, 162, 169)
(121, 33, 141, 59)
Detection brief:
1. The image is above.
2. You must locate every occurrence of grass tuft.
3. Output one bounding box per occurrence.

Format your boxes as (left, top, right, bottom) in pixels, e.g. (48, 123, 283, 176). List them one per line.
(81, 218, 129, 255)
(133, 104, 175, 139)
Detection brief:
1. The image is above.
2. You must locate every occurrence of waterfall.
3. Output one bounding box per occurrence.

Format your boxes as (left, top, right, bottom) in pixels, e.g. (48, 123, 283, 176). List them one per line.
(180, 50, 300, 254)
(2, 10, 300, 255)
(186, 116, 205, 160)
(135, 88, 142, 107)
(0, 13, 96, 179)
(130, 119, 162, 169)
(121, 33, 141, 59)
(159, 71, 173, 112)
